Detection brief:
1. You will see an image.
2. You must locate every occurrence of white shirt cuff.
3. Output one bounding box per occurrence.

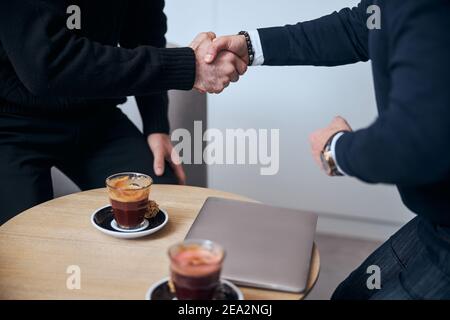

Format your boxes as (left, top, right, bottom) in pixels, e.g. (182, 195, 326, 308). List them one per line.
(330, 132, 347, 176)
(248, 30, 264, 66)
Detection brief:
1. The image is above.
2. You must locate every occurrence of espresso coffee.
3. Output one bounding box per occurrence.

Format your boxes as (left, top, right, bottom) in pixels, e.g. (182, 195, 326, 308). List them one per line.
(110, 198, 148, 229)
(106, 173, 153, 229)
(169, 242, 224, 300)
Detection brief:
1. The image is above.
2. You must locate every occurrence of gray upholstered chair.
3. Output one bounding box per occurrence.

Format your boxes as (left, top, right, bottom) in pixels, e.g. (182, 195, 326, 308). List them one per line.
(51, 89, 207, 198)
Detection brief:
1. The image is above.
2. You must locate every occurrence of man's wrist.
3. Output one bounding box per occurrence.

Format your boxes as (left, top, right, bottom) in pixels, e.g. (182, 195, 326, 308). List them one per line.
(248, 30, 265, 66)
(330, 132, 347, 176)
(320, 131, 348, 177)
(156, 47, 196, 91)
(238, 31, 255, 66)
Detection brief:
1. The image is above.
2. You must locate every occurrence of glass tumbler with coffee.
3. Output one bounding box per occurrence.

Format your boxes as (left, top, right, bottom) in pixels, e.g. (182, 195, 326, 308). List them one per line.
(169, 240, 225, 300)
(106, 172, 153, 230)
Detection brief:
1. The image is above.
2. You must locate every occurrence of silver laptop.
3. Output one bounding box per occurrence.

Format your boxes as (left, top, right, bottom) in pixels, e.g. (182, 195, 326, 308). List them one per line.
(185, 197, 318, 293)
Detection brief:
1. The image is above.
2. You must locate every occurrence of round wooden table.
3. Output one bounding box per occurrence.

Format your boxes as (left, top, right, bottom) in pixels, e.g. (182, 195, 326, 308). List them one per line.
(0, 185, 319, 300)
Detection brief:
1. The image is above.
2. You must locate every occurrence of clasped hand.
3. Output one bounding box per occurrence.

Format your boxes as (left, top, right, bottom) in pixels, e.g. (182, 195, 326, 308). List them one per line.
(190, 32, 249, 94)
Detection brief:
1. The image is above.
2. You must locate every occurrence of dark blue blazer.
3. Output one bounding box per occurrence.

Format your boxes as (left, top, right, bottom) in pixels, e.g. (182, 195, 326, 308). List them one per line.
(258, 0, 450, 226)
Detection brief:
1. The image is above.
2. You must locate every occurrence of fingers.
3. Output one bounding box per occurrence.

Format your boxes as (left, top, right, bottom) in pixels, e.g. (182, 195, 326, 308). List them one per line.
(190, 35, 203, 50)
(205, 31, 217, 41)
(230, 72, 240, 83)
(220, 52, 247, 76)
(205, 35, 249, 64)
(169, 148, 186, 185)
(233, 56, 248, 76)
(195, 49, 248, 94)
(205, 36, 232, 63)
(190, 32, 216, 49)
(152, 146, 165, 176)
(332, 116, 345, 126)
(195, 87, 207, 94)
(149, 134, 187, 185)
(331, 116, 353, 131)
(170, 161, 187, 185)
(206, 66, 240, 93)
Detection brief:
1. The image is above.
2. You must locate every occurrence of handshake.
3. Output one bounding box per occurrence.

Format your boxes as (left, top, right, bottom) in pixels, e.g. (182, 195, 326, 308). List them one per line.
(190, 32, 250, 94)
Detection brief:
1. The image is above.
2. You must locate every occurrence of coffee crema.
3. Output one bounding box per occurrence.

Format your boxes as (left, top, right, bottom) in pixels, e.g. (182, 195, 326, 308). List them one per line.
(107, 175, 151, 203)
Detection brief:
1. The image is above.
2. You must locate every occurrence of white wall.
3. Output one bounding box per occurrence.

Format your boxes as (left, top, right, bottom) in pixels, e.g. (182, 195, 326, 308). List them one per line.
(165, 0, 415, 240)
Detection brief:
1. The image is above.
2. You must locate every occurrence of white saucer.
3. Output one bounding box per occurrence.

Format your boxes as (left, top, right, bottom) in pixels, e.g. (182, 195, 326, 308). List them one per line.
(91, 205, 168, 239)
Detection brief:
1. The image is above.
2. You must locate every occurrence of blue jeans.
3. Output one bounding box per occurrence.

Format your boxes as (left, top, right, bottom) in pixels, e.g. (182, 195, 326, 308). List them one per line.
(331, 217, 450, 300)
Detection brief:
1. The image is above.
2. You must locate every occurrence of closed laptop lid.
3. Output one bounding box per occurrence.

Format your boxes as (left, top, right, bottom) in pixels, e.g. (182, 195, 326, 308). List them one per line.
(185, 197, 318, 293)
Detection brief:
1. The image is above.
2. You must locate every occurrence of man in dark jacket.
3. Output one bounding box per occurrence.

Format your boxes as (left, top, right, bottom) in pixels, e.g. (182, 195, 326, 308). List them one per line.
(0, 0, 247, 224)
(205, 0, 450, 299)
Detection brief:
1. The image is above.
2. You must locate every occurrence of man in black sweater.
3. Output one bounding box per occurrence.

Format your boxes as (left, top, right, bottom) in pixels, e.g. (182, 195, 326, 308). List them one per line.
(0, 0, 247, 224)
(206, 0, 450, 299)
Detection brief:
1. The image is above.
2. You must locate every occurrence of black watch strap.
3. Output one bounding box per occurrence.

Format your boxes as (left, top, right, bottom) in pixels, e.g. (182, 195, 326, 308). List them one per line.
(238, 31, 255, 66)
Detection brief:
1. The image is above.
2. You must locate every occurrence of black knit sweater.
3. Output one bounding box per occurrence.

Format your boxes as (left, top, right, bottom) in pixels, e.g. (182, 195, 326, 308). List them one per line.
(0, 0, 196, 135)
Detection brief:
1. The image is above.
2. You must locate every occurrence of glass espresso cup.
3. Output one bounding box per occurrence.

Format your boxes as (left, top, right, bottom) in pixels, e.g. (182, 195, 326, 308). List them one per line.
(168, 240, 225, 300)
(106, 173, 153, 229)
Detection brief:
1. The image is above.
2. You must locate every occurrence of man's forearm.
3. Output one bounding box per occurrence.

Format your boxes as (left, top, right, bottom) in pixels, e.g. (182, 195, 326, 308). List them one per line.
(335, 111, 450, 187)
(330, 132, 347, 176)
(257, 1, 370, 67)
(0, 0, 195, 98)
(137, 94, 170, 136)
(332, 0, 450, 187)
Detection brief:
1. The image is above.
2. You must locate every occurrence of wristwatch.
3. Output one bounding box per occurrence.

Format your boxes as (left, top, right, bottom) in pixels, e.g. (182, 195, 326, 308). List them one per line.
(320, 132, 345, 177)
